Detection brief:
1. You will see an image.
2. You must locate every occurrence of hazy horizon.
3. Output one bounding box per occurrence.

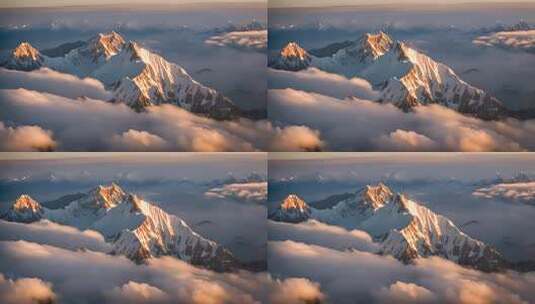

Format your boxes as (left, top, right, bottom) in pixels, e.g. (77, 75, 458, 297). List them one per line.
(269, 1, 535, 9)
(0, 0, 265, 9)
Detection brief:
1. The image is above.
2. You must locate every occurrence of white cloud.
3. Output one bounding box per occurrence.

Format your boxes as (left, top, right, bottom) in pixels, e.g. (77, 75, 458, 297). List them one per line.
(0, 67, 112, 100)
(375, 281, 436, 304)
(106, 281, 170, 304)
(109, 129, 170, 151)
(473, 182, 535, 204)
(0, 240, 324, 304)
(0, 273, 57, 304)
(269, 219, 380, 252)
(0, 121, 57, 151)
(0, 219, 112, 252)
(375, 129, 438, 151)
(205, 182, 267, 203)
(205, 30, 267, 51)
(0, 88, 319, 152)
(474, 30, 535, 53)
(269, 125, 324, 151)
(269, 240, 535, 304)
(269, 88, 535, 151)
(268, 67, 380, 100)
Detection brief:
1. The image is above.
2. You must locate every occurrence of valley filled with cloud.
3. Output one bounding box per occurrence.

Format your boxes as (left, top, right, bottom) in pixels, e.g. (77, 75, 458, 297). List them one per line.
(0, 68, 321, 152)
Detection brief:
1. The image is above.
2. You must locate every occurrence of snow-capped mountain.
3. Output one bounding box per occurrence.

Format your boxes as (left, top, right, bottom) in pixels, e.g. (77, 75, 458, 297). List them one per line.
(2, 194, 44, 223)
(1, 184, 237, 272)
(272, 183, 506, 272)
(1, 32, 239, 119)
(271, 32, 507, 120)
(269, 42, 311, 71)
(213, 20, 266, 33)
(269, 194, 311, 223)
(1, 42, 44, 71)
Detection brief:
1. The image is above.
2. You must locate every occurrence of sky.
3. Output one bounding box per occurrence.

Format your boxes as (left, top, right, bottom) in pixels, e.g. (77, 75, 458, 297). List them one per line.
(0, 0, 265, 8)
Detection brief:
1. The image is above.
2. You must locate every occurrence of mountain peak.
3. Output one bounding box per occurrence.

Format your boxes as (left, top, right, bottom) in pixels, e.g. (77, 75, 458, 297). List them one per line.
(269, 194, 311, 223)
(2, 194, 44, 223)
(270, 42, 311, 71)
(88, 183, 126, 209)
(342, 31, 394, 63)
(12, 42, 41, 60)
(12, 194, 42, 212)
(281, 194, 309, 210)
(361, 183, 394, 210)
(1, 42, 44, 71)
(362, 31, 393, 58)
(86, 31, 125, 61)
(280, 42, 310, 60)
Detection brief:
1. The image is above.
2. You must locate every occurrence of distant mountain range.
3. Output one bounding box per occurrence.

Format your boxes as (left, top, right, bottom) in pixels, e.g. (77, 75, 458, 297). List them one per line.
(269, 183, 508, 272)
(2, 184, 237, 272)
(1, 32, 240, 120)
(269, 32, 511, 120)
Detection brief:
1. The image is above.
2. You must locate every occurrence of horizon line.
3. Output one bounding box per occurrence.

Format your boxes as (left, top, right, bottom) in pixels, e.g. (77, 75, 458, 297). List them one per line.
(268, 1, 535, 9)
(0, 1, 266, 10)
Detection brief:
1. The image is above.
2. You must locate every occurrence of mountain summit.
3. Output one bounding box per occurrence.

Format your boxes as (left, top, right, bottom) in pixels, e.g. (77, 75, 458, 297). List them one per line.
(344, 31, 394, 63)
(3, 194, 44, 223)
(271, 183, 507, 272)
(2, 42, 44, 71)
(269, 194, 311, 222)
(269, 42, 311, 71)
(1, 32, 240, 119)
(2, 184, 237, 272)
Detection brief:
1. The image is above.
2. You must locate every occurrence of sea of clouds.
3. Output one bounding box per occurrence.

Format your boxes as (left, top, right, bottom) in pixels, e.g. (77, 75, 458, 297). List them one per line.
(0, 68, 322, 152)
(0, 218, 324, 304)
(268, 219, 535, 304)
(268, 67, 535, 152)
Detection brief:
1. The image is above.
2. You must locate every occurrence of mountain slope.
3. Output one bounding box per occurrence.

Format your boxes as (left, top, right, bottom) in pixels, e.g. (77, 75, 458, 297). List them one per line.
(1, 184, 237, 271)
(1, 32, 239, 119)
(271, 183, 507, 272)
(271, 32, 508, 120)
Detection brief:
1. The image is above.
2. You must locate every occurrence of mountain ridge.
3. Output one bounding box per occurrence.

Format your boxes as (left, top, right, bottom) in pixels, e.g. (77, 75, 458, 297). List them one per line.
(269, 183, 507, 272)
(270, 32, 509, 120)
(1, 183, 237, 272)
(1, 31, 240, 120)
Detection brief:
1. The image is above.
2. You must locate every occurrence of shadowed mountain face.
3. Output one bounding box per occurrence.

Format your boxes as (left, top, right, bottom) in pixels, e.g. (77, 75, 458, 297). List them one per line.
(270, 183, 507, 272)
(1, 183, 238, 272)
(1, 31, 241, 120)
(270, 32, 509, 120)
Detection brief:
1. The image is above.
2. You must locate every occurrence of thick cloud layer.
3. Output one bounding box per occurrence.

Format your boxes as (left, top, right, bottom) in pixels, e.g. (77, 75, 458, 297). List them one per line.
(473, 182, 535, 204)
(474, 30, 535, 54)
(269, 88, 535, 151)
(0, 220, 112, 252)
(268, 219, 379, 253)
(0, 67, 112, 100)
(205, 30, 267, 51)
(0, 121, 57, 152)
(0, 240, 324, 304)
(268, 68, 380, 100)
(0, 88, 321, 152)
(205, 182, 268, 204)
(0, 273, 57, 304)
(269, 240, 535, 304)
